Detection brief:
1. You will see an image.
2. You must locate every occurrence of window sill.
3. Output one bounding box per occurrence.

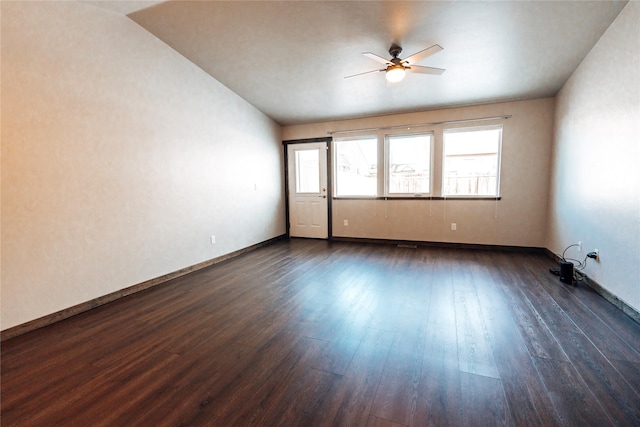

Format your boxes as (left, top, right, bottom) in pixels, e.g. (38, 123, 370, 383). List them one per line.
(333, 196, 501, 201)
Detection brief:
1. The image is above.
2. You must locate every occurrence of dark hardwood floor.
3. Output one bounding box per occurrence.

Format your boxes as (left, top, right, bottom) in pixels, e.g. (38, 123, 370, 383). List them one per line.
(2, 239, 639, 426)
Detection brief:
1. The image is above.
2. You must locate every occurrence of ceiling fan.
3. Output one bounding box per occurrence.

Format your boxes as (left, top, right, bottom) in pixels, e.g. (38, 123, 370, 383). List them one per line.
(345, 43, 445, 83)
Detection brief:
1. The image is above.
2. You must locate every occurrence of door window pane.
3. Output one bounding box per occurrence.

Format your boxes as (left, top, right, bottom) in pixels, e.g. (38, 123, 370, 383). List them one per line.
(295, 149, 320, 193)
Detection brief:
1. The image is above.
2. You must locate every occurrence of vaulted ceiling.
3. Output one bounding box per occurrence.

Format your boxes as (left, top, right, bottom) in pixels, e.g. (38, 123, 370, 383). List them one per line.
(90, 1, 627, 125)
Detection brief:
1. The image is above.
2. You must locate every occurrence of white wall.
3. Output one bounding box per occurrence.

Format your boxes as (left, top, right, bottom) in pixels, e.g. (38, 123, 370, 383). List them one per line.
(547, 1, 639, 312)
(1, 1, 285, 330)
(284, 98, 555, 248)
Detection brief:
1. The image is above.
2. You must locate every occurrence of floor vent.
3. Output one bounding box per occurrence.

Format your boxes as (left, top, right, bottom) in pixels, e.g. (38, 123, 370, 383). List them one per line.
(397, 244, 418, 249)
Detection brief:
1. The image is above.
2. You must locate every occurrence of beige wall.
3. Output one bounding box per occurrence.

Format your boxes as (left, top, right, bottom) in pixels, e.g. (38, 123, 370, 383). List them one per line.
(1, 1, 285, 330)
(284, 98, 555, 247)
(547, 2, 639, 312)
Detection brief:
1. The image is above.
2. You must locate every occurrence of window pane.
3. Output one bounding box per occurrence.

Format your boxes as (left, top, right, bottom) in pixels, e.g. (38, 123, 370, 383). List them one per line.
(335, 137, 377, 197)
(295, 149, 320, 193)
(443, 127, 501, 196)
(388, 134, 432, 195)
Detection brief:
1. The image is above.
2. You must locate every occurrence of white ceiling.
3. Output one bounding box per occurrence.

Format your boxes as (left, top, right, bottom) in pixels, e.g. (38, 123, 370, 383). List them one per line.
(101, 1, 626, 126)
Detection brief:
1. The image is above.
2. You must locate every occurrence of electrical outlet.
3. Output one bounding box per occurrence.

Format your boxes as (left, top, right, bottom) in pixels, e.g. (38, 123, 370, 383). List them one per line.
(594, 249, 599, 259)
(210, 235, 216, 245)
(344, 219, 348, 226)
(451, 223, 457, 231)
(577, 241, 582, 252)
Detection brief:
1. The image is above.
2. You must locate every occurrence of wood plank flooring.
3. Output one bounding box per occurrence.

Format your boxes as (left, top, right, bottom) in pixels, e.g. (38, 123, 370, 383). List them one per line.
(2, 239, 639, 426)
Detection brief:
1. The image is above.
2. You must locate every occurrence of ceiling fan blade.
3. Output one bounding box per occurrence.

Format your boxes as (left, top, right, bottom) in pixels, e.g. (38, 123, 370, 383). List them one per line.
(409, 65, 446, 75)
(344, 69, 384, 79)
(362, 52, 392, 65)
(403, 44, 443, 65)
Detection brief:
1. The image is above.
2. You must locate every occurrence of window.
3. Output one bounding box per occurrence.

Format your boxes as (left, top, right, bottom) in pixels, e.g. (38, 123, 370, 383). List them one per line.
(443, 126, 502, 197)
(386, 133, 432, 196)
(333, 125, 503, 199)
(334, 137, 377, 197)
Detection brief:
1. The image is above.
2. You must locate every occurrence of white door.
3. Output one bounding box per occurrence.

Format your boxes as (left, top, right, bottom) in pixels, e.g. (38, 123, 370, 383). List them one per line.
(287, 142, 328, 239)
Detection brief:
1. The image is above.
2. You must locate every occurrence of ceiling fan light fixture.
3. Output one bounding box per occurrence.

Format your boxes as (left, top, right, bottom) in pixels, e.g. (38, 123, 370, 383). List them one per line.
(385, 64, 406, 83)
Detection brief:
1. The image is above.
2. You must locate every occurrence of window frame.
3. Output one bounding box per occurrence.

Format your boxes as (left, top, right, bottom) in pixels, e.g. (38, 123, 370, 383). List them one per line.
(333, 135, 379, 198)
(384, 132, 434, 198)
(442, 125, 503, 198)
